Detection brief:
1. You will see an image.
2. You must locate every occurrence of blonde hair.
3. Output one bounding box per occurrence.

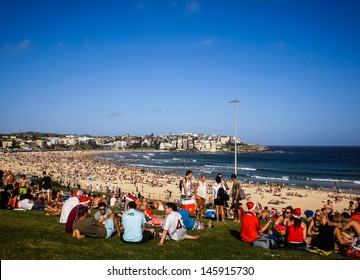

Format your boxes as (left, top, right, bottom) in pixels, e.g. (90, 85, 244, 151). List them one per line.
(332, 212, 343, 223)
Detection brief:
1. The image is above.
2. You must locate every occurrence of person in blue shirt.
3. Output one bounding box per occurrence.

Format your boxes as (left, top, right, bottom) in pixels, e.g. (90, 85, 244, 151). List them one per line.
(121, 201, 155, 244)
(178, 208, 212, 230)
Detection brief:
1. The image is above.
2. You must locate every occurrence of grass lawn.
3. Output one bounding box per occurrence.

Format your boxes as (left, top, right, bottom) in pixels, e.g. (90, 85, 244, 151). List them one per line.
(0, 209, 348, 260)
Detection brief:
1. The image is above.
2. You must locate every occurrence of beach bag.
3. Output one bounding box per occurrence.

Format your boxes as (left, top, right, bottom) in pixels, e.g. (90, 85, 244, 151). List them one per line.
(239, 188, 246, 200)
(217, 187, 229, 201)
(344, 238, 360, 259)
(253, 236, 275, 249)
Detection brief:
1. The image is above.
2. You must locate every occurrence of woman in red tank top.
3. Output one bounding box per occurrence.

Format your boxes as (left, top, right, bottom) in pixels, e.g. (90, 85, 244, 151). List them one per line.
(286, 208, 308, 248)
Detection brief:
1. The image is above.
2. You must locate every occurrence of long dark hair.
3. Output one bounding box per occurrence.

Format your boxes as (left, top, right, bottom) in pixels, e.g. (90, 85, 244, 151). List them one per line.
(215, 173, 222, 184)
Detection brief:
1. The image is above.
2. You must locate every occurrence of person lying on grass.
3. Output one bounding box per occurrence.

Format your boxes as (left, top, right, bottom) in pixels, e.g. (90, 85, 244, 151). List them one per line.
(158, 202, 199, 246)
(72, 205, 121, 239)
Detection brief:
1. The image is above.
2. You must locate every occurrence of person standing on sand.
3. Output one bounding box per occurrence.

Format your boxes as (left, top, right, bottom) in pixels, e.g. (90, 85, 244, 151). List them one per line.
(231, 174, 242, 223)
(19, 175, 29, 195)
(212, 173, 228, 222)
(5, 170, 15, 190)
(195, 175, 207, 219)
(180, 170, 193, 199)
(42, 171, 52, 199)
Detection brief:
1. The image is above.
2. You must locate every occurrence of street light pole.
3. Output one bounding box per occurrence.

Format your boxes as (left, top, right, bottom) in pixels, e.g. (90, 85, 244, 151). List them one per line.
(230, 99, 240, 175)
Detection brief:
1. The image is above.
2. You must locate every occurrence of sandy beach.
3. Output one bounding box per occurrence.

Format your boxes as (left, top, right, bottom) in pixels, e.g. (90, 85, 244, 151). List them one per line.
(0, 150, 356, 214)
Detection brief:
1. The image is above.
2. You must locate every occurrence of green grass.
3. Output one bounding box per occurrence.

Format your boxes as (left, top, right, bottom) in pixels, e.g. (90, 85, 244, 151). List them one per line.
(0, 209, 348, 260)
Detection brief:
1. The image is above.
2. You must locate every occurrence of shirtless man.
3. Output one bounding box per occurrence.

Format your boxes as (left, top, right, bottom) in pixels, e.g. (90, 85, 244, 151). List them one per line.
(5, 170, 15, 190)
(19, 175, 29, 195)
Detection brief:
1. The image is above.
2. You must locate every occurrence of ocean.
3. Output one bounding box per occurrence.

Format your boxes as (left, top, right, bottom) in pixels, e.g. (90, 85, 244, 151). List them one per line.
(97, 146, 360, 192)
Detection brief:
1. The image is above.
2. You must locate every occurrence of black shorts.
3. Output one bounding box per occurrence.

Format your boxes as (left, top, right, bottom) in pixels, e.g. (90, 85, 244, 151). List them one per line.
(214, 198, 224, 206)
(121, 230, 154, 244)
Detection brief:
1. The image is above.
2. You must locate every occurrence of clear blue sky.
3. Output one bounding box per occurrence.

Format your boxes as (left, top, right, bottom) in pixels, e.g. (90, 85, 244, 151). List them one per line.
(1, 0, 359, 146)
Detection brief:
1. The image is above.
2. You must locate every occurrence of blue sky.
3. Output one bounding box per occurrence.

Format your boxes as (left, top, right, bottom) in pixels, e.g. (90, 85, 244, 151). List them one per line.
(1, 0, 359, 146)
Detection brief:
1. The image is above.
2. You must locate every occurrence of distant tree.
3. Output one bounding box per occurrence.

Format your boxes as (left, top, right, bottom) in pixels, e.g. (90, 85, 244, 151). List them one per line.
(88, 139, 99, 149)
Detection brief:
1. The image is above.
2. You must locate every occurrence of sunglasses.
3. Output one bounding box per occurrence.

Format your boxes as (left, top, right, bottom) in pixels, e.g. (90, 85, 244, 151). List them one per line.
(285, 211, 291, 214)
(99, 208, 106, 211)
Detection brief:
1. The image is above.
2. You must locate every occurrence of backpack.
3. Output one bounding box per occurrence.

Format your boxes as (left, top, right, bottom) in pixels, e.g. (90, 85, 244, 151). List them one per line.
(217, 186, 229, 201)
(179, 179, 184, 192)
(253, 236, 276, 249)
(344, 238, 360, 259)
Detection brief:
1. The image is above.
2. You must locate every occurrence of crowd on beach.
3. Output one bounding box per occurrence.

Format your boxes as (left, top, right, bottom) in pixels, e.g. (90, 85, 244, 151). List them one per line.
(1, 151, 360, 258)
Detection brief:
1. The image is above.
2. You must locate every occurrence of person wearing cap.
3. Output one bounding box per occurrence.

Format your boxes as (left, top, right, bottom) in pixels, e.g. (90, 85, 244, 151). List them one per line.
(65, 195, 91, 233)
(73, 205, 121, 239)
(240, 201, 272, 244)
(285, 208, 308, 248)
(124, 194, 137, 211)
(121, 201, 155, 244)
(59, 189, 84, 224)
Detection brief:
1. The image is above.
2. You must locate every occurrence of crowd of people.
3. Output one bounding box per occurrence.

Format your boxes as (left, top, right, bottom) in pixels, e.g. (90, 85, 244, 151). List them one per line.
(1, 164, 360, 258)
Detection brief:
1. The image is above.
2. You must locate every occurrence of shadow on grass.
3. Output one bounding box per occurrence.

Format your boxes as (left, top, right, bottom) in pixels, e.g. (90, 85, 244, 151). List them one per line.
(228, 229, 241, 240)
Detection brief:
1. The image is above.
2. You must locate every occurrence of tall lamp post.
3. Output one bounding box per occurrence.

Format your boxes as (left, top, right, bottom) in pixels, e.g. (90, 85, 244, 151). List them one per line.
(230, 99, 240, 175)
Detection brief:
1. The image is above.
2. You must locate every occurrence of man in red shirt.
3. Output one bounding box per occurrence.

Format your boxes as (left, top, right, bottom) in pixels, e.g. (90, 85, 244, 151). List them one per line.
(240, 201, 272, 244)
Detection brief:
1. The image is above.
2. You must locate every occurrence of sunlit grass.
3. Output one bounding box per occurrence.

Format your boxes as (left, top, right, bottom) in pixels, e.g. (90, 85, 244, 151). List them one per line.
(0, 210, 347, 260)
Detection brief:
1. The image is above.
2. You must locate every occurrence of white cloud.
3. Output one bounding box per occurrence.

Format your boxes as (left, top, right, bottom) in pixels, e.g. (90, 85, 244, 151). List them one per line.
(186, 0, 200, 14)
(136, 1, 151, 10)
(193, 38, 217, 47)
(56, 41, 65, 49)
(15, 39, 32, 52)
(2, 39, 32, 53)
(108, 112, 122, 118)
(269, 40, 288, 49)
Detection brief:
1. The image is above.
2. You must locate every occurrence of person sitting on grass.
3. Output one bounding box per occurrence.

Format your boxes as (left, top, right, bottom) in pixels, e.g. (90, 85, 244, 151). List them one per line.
(178, 207, 212, 230)
(72, 205, 121, 239)
(60, 189, 84, 224)
(94, 202, 113, 225)
(313, 212, 353, 252)
(341, 219, 360, 238)
(240, 201, 272, 244)
(305, 209, 322, 246)
(121, 201, 155, 244)
(273, 206, 293, 238)
(65, 196, 91, 233)
(158, 202, 199, 246)
(285, 208, 308, 249)
(142, 199, 164, 227)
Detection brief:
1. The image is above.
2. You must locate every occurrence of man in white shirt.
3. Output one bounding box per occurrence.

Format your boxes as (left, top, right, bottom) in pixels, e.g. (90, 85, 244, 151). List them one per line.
(60, 189, 83, 224)
(158, 202, 199, 246)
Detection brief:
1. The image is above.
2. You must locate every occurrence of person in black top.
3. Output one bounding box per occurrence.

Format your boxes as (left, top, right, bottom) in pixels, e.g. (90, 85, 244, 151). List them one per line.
(42, 171, 52, 199)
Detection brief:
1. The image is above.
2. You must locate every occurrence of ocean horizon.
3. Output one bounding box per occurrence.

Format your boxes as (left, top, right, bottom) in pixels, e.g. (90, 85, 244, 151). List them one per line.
(97, 146, 360, 193)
